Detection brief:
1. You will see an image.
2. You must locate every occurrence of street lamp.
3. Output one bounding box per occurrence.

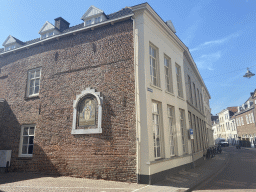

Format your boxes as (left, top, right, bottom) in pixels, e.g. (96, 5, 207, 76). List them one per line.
(243, 68, 255, 78)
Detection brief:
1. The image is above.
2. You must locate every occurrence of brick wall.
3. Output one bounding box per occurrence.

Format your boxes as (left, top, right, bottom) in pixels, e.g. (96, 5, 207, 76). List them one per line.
(0, 20, 137, 182)
(236, 109, 256, 137)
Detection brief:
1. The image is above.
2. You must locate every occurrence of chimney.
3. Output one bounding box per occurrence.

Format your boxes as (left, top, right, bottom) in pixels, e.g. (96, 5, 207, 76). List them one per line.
(54, 17, 70, 32)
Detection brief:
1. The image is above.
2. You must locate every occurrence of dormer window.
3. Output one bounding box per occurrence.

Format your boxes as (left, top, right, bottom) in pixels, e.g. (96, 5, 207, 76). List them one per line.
(81, 6, 107, 27)
(39, 21, 60, 40)
(2, 35, 24, 52)
(6, 44, 16, 51)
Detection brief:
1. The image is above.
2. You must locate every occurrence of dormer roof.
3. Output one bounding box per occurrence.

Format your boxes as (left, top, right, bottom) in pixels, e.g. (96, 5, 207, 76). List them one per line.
(2, 35, 24, 46)
(38, 21, 59, 34)
(81, 5, 105, 21)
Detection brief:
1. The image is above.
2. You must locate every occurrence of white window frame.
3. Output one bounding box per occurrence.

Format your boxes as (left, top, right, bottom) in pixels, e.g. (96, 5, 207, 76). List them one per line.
(188, 75, 193, 104)
(27, 68, 41, 97)
(95, 16, 101, 24)
(249, 114, 252, 123)
(168, 105, 176, 156)
(252, 113, 255, 123)
(241, 117, 244, 125)
(164, 55, 173, 93)
(152, 101, 163, 159)
(180, 109, 187, 154)
(149, 44, 160, 87)
(246, 115, 249, 124)
(176, 63, 183, 98)
(86, 19, 92, 26)
(193, 83, 197, 108)
(19, 125, 36, 157)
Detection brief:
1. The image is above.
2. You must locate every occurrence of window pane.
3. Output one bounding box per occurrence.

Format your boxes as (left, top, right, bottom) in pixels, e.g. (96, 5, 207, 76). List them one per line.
(157, 146, 160, 157)
(35, 86, 39, 94)
(23, 128, 28, 135)
(30, 72, 35, 79)
(28, 145, 33, 154)
(22, 145, 28, 154)
(29, 87, 34, 95)
(35, 79, 40, 87)
(152, 48, 156, 58)
(35, 70, 40, 78)
(30, 80, 35, 88)
(23, 136, 29, 144)
(29, 136, 34, 144)
(29, 128, 34, 135)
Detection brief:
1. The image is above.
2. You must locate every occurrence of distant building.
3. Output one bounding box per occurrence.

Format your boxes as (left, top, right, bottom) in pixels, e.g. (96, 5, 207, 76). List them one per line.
(212, 107, 238, 144)
(234, 90, 256, 147)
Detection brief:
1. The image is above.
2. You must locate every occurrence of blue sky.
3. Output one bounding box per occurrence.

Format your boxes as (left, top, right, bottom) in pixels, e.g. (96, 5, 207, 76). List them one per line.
(1, 0, 255, 115)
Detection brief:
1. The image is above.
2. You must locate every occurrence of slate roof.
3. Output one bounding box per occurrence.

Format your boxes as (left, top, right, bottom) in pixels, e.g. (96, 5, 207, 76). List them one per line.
(12, 36, 25, 45)
(0, 7, 133, 54)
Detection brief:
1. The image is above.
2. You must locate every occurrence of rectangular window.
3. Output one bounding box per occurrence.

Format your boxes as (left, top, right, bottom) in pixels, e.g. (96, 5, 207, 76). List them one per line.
(19, 125, 35, 157)
(86, 20, 91, 26)
(168, 105, 175, 156)
(149, 44, 160, 87)
(193, 114, 198, 152)
(246, 115, 249, 124)
(49, 32, 54, 37)
(241, 117, 244, 125)
(197, 89, 201, 110)
(164, 56, 173, 93)
(176, 64, 183, 98)
(193, 83, 197, 108)
(95, 17, 101, 23)
(252, 113, 255, 123)
(27, 68, 41, 97)
(249, 114, 252, 123)
(179, 109, 186, 154)
(188, 112, 195, 152)
(152, 102, 162, 159)
(200, 93, 204, 112)
(188, 76, 193, 104)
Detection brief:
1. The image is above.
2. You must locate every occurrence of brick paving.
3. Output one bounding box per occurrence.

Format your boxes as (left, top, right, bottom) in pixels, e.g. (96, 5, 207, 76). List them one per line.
(0, 149, 229, 192)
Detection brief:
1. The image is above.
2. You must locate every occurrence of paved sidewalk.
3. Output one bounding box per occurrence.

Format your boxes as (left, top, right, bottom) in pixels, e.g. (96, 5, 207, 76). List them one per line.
(0, 151, 229, 192)
(153, 149, 230, 192)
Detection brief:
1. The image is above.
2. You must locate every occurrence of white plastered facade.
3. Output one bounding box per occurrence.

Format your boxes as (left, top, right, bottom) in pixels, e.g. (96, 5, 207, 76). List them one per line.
(133, 5, 193, 177)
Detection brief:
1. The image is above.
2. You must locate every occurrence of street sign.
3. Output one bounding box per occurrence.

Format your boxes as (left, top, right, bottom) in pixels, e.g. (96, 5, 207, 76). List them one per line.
(189, 129, 194, 140)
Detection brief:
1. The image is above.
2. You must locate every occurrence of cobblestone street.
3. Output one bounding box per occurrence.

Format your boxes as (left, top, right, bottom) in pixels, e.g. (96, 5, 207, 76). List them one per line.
(195, 146, 256, 191)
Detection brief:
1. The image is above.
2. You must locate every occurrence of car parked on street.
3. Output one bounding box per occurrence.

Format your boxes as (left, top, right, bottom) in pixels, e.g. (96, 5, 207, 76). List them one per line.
(219, 141, 229, 147)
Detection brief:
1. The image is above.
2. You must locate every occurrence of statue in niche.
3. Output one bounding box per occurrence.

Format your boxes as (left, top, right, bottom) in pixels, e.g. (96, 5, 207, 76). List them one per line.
(78, 97, 96, 127)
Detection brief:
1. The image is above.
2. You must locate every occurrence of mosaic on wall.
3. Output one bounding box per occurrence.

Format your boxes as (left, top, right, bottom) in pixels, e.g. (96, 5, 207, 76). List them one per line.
(78, 97, 96, 127)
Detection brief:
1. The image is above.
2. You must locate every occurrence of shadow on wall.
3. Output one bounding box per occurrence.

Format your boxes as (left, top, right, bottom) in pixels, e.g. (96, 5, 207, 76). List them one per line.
(0, 100, 60, 185)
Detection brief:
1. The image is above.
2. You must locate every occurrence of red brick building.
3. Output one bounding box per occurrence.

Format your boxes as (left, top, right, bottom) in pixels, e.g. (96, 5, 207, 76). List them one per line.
(234, 91, 256, 146)
(0, 7, 136, 182)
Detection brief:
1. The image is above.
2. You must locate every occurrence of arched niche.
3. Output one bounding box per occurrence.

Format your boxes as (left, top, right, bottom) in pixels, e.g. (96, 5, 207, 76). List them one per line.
(72, 87, 103, 134)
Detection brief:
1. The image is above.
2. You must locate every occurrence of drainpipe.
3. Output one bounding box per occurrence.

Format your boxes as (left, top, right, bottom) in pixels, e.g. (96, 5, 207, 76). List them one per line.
(132, 16, 141, 184)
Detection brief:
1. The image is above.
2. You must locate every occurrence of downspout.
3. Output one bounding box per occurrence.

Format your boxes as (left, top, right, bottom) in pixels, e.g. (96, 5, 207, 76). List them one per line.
(132, 16, 141, 184)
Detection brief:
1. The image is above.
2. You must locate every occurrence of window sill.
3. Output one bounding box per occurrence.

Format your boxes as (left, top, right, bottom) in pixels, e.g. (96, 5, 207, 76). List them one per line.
(177, 95, 185, 101)
(24, 95, 40, 100)
(165, 90, 175, 97)
(146, 153, 191, 165)
(150, 84, 162, 91)
(16, 156, 33, 160)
